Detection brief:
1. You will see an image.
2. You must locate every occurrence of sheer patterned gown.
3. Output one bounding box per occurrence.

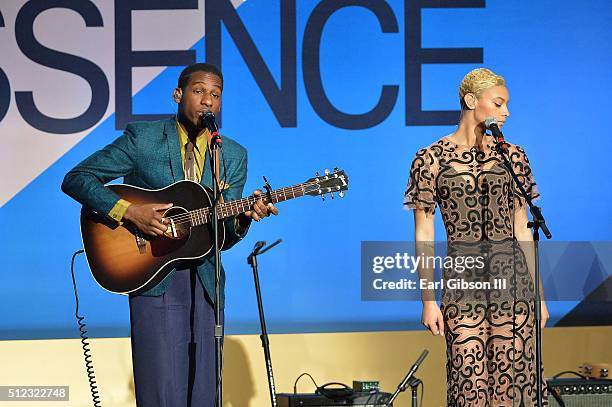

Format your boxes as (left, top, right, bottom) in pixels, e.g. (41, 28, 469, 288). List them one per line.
(404, 136, 546, 406)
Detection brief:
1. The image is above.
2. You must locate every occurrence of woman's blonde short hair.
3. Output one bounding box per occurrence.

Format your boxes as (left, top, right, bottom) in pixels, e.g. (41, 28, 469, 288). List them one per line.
(459, 68, 506, 110)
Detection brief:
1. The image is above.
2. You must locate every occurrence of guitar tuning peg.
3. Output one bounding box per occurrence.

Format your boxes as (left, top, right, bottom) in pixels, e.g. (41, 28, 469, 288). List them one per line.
(324, 169, 330, 175)
(330, 191, 334, 199)
(321, 194, 325, 202)
(315, 171, 320, 177)
(339, 191, 345, 198)
(333, 167, 338, 172)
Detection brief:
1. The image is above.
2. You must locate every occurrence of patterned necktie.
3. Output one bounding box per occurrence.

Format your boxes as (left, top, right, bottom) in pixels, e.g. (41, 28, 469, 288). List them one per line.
(185, 140, 197, 182)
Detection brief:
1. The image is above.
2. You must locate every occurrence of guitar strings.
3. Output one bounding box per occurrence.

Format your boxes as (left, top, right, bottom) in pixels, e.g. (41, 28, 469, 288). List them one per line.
(161, 182, 319, 226)
(164, 186, 304, 227)
(161, 177, 346, 226)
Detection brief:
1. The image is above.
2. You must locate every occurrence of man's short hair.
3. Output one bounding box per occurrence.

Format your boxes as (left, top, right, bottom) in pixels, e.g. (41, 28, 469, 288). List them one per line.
(177, 63, 223, 90)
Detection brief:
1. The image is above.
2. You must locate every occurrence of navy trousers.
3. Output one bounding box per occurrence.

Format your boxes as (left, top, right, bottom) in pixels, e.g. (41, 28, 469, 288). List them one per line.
(129, 269, 220, 407)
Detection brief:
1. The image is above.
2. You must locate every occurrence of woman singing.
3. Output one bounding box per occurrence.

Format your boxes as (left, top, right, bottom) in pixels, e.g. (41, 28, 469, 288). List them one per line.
(404, 68, 549, 406)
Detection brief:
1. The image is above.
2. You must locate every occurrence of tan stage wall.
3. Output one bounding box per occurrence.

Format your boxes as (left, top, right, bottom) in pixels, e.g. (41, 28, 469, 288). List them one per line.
(0, 326, 610, 406)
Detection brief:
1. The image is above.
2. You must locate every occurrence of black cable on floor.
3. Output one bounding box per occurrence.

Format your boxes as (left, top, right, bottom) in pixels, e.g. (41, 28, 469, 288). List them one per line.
(70, 249, 102, 407)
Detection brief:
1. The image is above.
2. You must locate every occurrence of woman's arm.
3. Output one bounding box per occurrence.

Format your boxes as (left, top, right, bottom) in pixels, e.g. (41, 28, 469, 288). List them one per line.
(514, 205, 549, 328)
(414, 209, 444, 336)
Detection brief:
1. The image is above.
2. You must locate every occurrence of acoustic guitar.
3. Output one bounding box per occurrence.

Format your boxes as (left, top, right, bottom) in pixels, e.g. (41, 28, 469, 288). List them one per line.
(80, 169, 349, 295)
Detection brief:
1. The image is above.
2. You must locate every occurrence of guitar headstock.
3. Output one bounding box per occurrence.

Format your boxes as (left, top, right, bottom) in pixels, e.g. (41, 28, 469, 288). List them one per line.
(304, 168, 349, 199)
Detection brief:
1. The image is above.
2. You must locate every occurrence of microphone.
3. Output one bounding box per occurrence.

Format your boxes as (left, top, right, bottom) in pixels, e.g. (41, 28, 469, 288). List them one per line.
(484, 117, 509, 152)
(201, 111, 222, 146)
(400, 350, 428, 390)
(385, 349, 429, 406)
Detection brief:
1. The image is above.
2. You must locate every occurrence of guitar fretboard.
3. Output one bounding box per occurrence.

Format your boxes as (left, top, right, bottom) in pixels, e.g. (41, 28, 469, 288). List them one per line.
(172, 182, 312, 227)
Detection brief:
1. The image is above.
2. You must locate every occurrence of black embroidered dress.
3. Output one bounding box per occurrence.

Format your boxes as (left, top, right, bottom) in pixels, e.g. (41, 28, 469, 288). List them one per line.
(404, 136, 545, 407)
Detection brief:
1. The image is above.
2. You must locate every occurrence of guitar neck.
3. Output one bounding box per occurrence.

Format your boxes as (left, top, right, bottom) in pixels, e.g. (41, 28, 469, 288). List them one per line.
(187, 182, 311, 226)
(177, 169, 348, 226)
(216, 183, 308, 219)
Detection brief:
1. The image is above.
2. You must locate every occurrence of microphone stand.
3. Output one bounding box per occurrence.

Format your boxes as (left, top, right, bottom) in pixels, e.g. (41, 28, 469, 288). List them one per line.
(386, 350, 428, 406)
(408, 378, 421, 407)
(247, 239, 283, 407)
(493, 138, 552, 407)
(207, 129, 224, 407)
(200, 112, 226, 407)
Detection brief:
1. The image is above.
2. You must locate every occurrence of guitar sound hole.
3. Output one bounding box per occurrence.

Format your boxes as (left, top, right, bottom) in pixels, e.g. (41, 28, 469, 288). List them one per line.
(163, 207, 191, 240)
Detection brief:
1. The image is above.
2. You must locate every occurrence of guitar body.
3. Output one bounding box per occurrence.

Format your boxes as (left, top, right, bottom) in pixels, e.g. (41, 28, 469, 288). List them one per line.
(80, 181, 225, 295)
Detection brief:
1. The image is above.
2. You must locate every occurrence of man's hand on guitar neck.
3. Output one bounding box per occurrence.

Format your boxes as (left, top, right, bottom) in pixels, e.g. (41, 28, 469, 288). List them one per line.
(123, 202, 172, 236)
(242, 189, 279, 223)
